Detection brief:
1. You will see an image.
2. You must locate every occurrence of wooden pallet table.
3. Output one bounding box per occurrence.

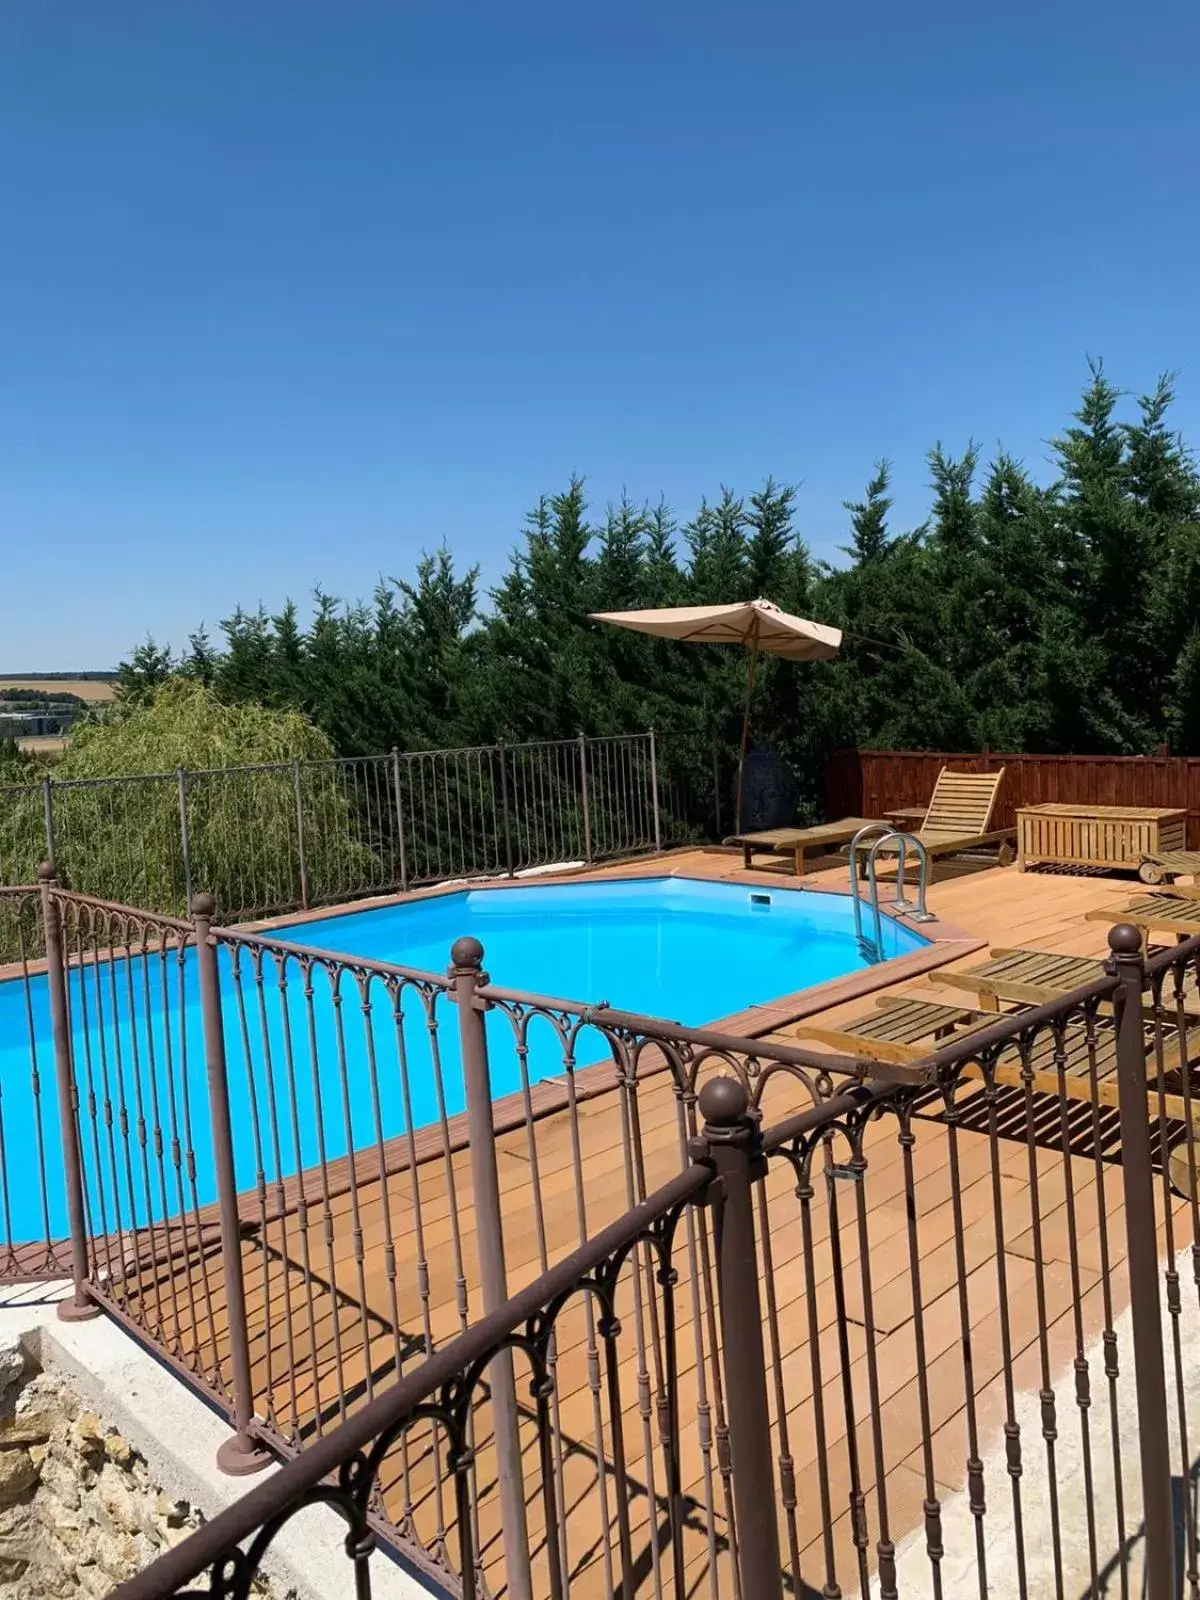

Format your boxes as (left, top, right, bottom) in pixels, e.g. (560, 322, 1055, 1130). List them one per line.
(1017, 803, 1186, 873)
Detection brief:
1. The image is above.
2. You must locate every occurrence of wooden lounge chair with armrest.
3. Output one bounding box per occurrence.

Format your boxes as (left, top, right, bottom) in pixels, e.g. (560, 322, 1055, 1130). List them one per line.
(795, 996, 997, 1065)
(856, 766, 1017, 868)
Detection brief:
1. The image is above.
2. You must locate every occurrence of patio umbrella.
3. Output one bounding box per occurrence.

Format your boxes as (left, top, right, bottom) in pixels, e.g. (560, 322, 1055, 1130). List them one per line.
(590, 598, 842, 833)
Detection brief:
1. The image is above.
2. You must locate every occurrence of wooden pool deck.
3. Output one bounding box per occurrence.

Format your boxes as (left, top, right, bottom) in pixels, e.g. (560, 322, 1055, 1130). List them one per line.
(115, 849, 1180, 1597)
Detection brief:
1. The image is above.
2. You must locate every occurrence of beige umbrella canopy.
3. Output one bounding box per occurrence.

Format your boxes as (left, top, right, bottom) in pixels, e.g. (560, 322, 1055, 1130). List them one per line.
(590, 598, 842, 831)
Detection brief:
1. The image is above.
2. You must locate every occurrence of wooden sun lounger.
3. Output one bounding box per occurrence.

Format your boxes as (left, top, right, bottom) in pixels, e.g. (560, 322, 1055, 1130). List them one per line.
(931, 943, 1200, 1025)
(730, 817, 877, 874)
(854, 767, 1017, 866)
(934, 946, 1109, 1008)
(1084, 892, 1200, 939)
(990, 1019, 1200, 1122)
(799, 996, 995, 1065)
(790, 995, 1200, 1122)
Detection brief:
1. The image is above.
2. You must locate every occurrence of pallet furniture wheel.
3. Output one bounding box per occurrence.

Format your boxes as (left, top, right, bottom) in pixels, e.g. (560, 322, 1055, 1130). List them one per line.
(1138, 849, 1200, 886)
(996, 839, 1017, 868)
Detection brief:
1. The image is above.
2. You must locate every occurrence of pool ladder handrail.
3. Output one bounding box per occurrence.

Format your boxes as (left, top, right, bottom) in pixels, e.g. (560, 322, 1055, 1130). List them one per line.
(848, 823, 937, 963)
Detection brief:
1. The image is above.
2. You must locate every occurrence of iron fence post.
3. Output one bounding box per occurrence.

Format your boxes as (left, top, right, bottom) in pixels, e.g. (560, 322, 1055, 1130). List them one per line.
(42, 777, 56, 869)
(498, 743, 514, 877)
(192, 892, 271, 1476)
(291, 759, 310, 910)
(578, 733, 592, 863)
(649, 728, 662, 853)
(176, 767, 193, 913)
(38, 864, 98, 1322)
(712, 734, 722, 839)
(698, 1076, 783, 1600)
(449, 937, 533, 1600)
(1109, 923, 1175, 1600)
(390, 747, 409, 893)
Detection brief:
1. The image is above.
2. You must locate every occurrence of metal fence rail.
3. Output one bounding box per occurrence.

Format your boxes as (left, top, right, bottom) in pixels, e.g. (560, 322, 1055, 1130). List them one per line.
(5, 874, 1199, 1598)
(0, 733, 673, 947)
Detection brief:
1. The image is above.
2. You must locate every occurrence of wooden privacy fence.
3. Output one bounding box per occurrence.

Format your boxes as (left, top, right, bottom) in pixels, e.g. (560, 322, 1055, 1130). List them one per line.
(825, 747, 1200, 845)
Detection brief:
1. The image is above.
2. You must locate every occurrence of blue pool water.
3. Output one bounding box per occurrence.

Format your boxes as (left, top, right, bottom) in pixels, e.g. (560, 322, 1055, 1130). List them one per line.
(0, 879, 924, 1243)
(284, 877, 922, 1016)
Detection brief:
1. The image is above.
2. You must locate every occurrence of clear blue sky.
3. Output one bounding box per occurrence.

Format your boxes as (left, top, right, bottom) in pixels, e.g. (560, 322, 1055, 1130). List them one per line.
(2, 1, 1198, 670)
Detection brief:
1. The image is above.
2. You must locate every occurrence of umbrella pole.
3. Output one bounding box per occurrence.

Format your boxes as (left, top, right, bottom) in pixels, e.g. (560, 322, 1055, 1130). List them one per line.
(735, 639, 759, 833)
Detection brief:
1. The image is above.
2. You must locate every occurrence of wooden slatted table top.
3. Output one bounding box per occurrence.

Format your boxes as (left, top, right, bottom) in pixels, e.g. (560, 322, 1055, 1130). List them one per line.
(842, 998, 977, 1043)
(1017, 803, 1186, 820)
(883, 804, 929, 825)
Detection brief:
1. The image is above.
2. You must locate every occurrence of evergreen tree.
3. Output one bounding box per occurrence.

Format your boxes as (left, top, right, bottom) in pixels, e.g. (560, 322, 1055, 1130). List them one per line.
(182, 628, 218, 685)
(841, 462, 892, 564)
(109, 364, 1200, 823)
(747, 478, 799, 598)
(116, 639, 176, 704)
(686, 488, 748, 603)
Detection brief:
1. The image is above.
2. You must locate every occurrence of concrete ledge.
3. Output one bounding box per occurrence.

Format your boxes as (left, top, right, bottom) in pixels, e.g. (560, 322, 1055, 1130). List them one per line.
(0, 1287, 440, 1600)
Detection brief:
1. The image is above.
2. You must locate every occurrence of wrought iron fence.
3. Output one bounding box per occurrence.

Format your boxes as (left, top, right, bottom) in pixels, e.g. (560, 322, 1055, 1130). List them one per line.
(4, 874, 1199, 1598)
(111, 1153, 723, 1600)
(0, 873, 874, 1593)
(0, 734, 671, 944)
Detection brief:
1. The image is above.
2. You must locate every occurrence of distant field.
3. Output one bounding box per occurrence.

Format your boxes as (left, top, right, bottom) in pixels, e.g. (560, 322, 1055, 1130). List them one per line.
(14, 735, 69, 757)
(0, 677, 116, 702)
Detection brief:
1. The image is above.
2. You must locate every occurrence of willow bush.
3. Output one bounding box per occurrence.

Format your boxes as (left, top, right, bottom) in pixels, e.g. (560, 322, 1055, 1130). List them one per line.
(0, 681, 378, 920)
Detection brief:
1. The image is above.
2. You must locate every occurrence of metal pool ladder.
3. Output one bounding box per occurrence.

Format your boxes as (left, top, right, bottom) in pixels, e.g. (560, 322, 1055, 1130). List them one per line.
(848, 823, 936, 962)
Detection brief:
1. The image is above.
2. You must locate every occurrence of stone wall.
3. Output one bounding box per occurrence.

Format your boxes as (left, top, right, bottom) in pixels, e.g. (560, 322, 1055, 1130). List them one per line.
(0, 1331, 243, 1598)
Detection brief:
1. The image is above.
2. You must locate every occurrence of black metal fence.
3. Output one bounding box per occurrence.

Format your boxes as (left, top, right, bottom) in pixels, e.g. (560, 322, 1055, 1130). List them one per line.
(3, 870, 1198, 1598)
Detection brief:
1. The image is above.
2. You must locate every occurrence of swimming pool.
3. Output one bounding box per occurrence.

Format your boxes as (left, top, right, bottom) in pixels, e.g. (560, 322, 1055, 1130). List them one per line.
(0, 878, 925, 1243)
(280, 876, 924, 1020)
